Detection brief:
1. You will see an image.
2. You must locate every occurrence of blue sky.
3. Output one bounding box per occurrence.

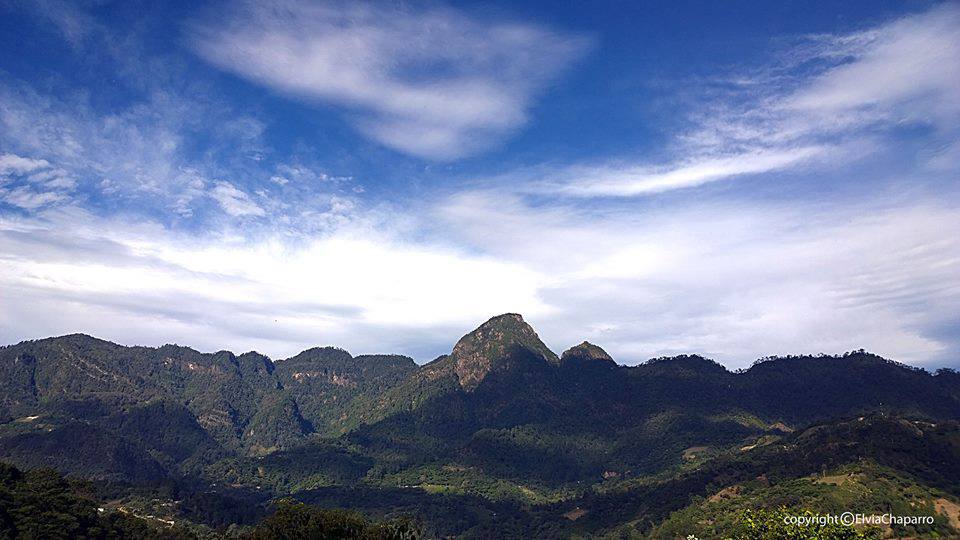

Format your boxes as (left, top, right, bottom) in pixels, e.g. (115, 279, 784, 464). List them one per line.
(0, 0, 958, 367)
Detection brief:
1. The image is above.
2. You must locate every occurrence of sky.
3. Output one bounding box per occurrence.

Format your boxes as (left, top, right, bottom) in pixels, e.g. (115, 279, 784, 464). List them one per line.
(0, 0, 958, 368)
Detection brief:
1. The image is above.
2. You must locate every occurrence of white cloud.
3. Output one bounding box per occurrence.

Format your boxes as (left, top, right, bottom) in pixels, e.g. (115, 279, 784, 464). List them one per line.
(550, 146, 824, 197)
(189, 1, 590, 159)
(274, 164, 329, 184)
(209, 181, 266, 217)
(28, 170, 76, 190)
(0, 153, 51, 175)
(0, 186, 68, 210)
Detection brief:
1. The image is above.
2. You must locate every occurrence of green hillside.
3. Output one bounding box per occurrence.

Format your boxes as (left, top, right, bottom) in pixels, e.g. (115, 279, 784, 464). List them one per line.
(1, 314, 958, 537)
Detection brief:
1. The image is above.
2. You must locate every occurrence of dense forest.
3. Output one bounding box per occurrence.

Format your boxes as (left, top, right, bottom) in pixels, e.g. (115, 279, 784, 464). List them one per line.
(0, 460, 422, 539)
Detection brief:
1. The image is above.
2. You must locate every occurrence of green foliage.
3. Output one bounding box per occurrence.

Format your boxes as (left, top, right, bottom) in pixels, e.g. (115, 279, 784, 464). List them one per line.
(0, 422, 167, 483)
(243, 393, 313, 455)
(207, 440, 373, 493)
(273, 348, 417, 437)
(245, 500, 420, 540)
(0, 461, 194, 539)
(379, 461, 577, 504)
(610, 422, 959, 539)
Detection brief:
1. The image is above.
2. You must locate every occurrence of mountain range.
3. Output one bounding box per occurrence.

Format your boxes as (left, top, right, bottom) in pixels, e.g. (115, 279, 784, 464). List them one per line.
(1, 313, 959, 537)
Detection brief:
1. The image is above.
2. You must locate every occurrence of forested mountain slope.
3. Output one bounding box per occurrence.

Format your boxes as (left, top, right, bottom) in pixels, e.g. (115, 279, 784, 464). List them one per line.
(1, 314, 958, 536)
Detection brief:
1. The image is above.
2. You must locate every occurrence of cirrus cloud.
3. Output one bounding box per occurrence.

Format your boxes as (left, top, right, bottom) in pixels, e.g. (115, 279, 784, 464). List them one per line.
(209, 181, 266, 217)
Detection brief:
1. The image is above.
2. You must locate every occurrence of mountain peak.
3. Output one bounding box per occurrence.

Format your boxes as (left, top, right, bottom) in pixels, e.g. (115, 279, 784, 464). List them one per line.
(561, 341, 615, 364)
(283, 346, 353, 366)
(480, 313, 527, 328)
(643, 354, 729, 377)
(451, 313, 559, 388)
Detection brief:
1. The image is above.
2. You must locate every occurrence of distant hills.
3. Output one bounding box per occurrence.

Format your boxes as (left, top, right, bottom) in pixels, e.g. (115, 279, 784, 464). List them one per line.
(1, 314, 959, 537)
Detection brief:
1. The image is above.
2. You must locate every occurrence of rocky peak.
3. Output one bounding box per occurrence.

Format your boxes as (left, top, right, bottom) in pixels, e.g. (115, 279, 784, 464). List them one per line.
(561, 341, 615, 364)
(451, 314, 559, 389)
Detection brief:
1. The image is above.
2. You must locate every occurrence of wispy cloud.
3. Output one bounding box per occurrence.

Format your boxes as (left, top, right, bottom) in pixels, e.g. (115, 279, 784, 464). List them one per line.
(0, 153, 76, 210)
(536, 4, 960, 198)
(0, 73, 358, 226)
(0, 82, 202, 210)
(547, 146, 824, 197)
(6, 0, 102, 46)
(189, 1, 590, 160)
(0, 187, 68, 210)
(0, 154, 51, 174)
(209, 181, 265, 217)
(785, 4, 960, 118)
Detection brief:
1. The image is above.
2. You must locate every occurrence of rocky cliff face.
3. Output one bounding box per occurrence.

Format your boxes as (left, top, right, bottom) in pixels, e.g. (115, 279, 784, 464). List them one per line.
(451, 313, 559, 389)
